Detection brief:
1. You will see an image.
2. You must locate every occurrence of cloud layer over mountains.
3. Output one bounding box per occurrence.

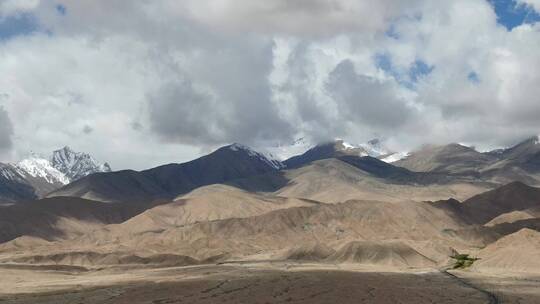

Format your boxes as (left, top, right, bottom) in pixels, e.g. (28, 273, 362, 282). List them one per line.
(1, 0, 540, 169)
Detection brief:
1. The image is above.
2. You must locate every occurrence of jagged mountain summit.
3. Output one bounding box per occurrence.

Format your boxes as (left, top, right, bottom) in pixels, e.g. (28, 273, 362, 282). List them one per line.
(17, 146, 111, 185)
(0, 147, 111, 203)
(51, 146, 112, 181)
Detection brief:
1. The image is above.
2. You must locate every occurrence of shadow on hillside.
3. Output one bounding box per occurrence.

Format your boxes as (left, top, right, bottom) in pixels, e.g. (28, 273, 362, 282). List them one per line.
(226, 171, 290, 193)
(0, 197, 165, 244)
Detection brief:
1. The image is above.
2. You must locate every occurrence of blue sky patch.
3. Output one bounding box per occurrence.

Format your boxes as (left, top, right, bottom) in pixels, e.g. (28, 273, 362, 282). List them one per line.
(488, 0, 540, 30)
(468, 71, 481, 84)
(375, 53, 434, 89)
(0, 13, 39, 41)
(409, 60, 434, 83)
(375, 53, 393, 74)
(385, 24, 400, 40)
(56, 4, 67, 16)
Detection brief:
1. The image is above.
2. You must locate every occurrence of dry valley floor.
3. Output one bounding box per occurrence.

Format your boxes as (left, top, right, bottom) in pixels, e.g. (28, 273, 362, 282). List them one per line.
(0, 262, 539, 304)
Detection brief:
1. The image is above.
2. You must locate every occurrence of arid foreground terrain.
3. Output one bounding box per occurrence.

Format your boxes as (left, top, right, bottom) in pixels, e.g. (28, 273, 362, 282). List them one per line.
(0, 262, 539, 304)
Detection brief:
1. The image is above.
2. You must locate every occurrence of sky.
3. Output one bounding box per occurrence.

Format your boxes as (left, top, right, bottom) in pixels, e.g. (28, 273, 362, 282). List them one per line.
(1, 0, 540, 170)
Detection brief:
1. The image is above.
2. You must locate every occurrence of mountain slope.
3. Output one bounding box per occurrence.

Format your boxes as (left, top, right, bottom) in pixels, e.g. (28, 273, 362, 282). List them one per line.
(432, 181, 540, 226)
(275, 158, 487, 204)
(327, 240, 436, 268)
(283, 139, 394, 169)
(337, 155, 452, 184)
(12, 199, 467, 264)
(47, 170, 166, 202)
(473, 228, 540, 273)
(461, 181, 540, 224)
(489, 136, 540, 166)
(394, 137, 540, 184)
(0, 163, 38, 204)
(48, 144, 284, 202)
(283, 140, 365, 168)
(394, 143, 496, 174)
(114, 184, 317, 234)
(0, 196, 154, 243)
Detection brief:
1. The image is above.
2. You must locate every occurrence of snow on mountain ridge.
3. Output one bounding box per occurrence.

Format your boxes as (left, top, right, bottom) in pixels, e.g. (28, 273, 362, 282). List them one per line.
(334, 138, 391, 158)
(359, 139, 391, 157)
(381, 152, 409, 163)
(263, 138, 314, 161)
(228, 143, 285, 170)
(51, 146, 112, 181)
(9, 146, 111, 187)
(16, 157, 70, 185)
(0, 164, 26, 181)
(261, 137, 407, 163)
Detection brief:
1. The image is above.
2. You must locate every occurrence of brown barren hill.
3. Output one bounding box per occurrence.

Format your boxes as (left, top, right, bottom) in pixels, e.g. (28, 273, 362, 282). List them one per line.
(115, 184, 318, 234)
(327, 240, 436, 268)
(394, 143, 496, 174)
(25, 199, 469, 264)
(0, 197, 152, 244)
(473, 228, 540, 273)
(484, 209, 540, 226)
(461, 181, 540, 224)
(277, 159, 487, 203)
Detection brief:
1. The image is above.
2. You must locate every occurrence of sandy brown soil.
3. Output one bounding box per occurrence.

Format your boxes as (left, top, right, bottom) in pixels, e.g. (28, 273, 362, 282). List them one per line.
(452, 271, 540, 304)
(0, 263, 538, 304)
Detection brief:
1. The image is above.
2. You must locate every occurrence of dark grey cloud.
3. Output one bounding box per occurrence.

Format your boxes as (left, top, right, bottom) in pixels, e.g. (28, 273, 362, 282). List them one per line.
(147, 37, 294, 146)
(278, 41, 346, 142)
(148, 79, 223, 144)
(0, 107, 13, 151)
(82, 125, 93, 134)
(186, 0, 421, 36)
(130, 121, 143, 132)
(326, 59, 414, 129)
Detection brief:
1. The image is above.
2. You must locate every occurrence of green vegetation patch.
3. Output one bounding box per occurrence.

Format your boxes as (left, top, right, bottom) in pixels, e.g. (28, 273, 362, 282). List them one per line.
(450, 253, 479, 269)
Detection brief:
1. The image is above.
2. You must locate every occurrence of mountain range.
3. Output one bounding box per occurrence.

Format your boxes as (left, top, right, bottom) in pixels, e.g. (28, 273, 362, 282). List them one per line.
(395, 136, 540, 184)
(41, 136, 540, 204)
(1, 135, 540, 278)
(4, 136, 540, 205)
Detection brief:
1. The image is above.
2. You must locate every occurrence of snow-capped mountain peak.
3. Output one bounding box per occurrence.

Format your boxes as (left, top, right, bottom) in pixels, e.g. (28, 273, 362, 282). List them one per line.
(228, 143, 285, 170)
(50, 146, 111, 181)
(358, 139, 391, 158)
(340, 140, 357, 150)
(262, 137, 407, 163)
(0, 147, 111, 200)
(16, 156, 70, 185)
(334, 138, 389, 158)
(8, 146, 111, 188)
(263, 137, 314, 161)
(337, 138, 408, 163)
